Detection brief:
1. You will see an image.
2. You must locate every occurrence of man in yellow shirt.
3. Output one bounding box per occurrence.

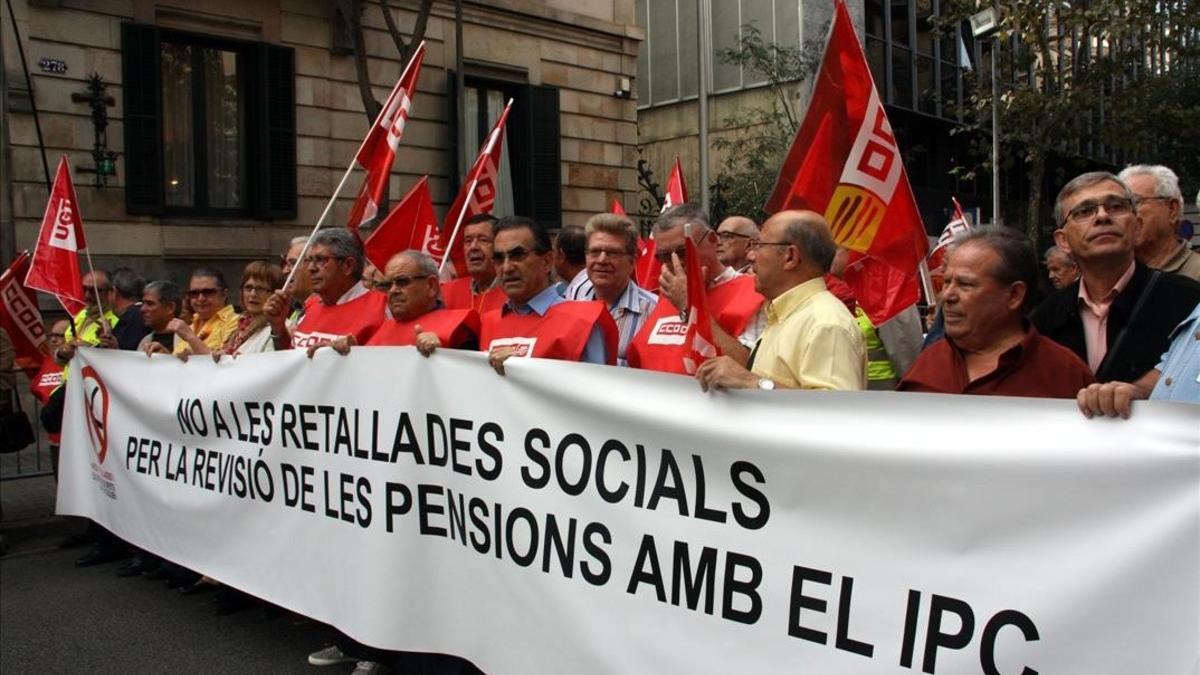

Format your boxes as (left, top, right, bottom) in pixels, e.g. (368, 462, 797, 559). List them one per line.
(695, 210, 866, 391)
(172, 267, 239, 354)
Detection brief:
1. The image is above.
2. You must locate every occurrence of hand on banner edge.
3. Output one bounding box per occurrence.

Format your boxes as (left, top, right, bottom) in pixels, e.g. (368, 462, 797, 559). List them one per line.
(695, 355, 760, 392)
(414, 325, 442, 357)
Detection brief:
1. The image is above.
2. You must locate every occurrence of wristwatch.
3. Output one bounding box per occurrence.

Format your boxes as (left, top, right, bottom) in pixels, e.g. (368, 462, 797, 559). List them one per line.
(757, 377, 775, 391)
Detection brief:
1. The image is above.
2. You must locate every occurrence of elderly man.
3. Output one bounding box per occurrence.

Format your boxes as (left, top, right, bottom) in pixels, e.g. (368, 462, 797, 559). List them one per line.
(138, 280, 182, 354)
(1032, 171, 1200, 384)
(627, 203, 765, 374)
(1044, 245, 1079, 290)
(716, 215, 759, 273)
(900, 228, 1094, 396)
(577, 213, 658, 365)
(281, 236, 314, 325)
(171, 268, 238, 355)
(479, 216, 617, 374)
(109, 267, 149, 350)
(1118, 164, 1200, 280)
(695, 210, 865, 391)
(442, 214, 506, 314)
(266, 229, 387, 350)
(58, 269, 118, 360)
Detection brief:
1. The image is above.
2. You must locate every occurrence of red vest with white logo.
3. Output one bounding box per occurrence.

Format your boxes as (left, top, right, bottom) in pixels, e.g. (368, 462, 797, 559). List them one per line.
(365, 308, 479, 349)
(480, 300, 618, 365)
(626, 275, 763, 374)
(441, 278, 507, 315)
(30, 356, 64, 442)
(292, 290, 388, 348)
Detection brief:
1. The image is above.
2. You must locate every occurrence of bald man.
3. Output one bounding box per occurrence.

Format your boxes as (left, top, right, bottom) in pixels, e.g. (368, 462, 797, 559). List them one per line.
(716, 215, 760, 273)
(696, 210, 866, 391)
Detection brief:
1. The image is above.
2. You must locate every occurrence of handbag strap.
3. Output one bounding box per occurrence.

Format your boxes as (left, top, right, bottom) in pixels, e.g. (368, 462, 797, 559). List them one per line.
(1097, 269, 1160, 378)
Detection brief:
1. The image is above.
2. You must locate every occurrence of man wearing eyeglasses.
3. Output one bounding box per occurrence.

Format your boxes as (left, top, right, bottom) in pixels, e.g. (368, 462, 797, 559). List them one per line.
(577, 213, 658, 366)
(626, 203, 765, 375)
(1032, 171, 1200, 384)
(266, 229, 388, 351)
(1117, 164, 1200, 281)
(716, 216, 760, 274)
(441, 214, 507, 315)
(171, 268, 239, 355)
(478, 216, 617, 374)
(280, 236, 314, 325)
(55, 269, 119, 364)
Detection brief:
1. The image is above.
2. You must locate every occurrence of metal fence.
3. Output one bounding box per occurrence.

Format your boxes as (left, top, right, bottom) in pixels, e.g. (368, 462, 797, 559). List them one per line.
(1, 371, 54, 482)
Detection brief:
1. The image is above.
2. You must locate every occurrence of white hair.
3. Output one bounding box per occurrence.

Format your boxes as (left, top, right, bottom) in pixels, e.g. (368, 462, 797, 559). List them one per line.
(1117, 164, 1183, 207)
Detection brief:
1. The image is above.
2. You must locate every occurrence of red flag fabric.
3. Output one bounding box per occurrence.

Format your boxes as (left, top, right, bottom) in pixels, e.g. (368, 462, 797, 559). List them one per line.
(363, 177, 444, 271)
(927, 197, 970, 272)
(610, 199, 626, 215)
(764, 0, 927, 324)
(439, 99, 514, 276)
(663, 157, 688, 211)
(842, 251, 919, 327)
(1, 251, 48, 376)
(25, 157, 87, 311)
(681, 231, 719, 374)
(346, 42, 427, 235)
(635, 237, 660, 292)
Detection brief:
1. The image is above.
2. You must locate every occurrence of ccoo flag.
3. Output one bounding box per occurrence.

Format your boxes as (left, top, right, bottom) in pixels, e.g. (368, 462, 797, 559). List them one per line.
(1, 251, 49, 376)
(765, 0, 927, 324)
(363, 177, 444, 271)
(25, 156, 87, 314)
(681, 229, 718, 374)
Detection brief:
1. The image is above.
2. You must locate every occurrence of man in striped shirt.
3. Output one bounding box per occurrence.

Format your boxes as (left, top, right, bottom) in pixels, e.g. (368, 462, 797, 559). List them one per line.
(578, 213, 658, 366)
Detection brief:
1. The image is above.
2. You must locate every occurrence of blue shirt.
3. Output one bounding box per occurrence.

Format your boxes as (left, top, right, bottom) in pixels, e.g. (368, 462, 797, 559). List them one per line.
(1150, 302, 1200, 402)
(503, 285, 610, 365)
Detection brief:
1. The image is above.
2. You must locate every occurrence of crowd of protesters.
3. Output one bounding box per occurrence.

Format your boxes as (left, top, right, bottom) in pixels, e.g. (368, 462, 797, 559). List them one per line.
(5, 164, 1199, 675)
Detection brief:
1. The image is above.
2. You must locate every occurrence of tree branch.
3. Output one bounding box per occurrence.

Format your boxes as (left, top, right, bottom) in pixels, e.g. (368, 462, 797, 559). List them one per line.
(335, 0, 381, 123)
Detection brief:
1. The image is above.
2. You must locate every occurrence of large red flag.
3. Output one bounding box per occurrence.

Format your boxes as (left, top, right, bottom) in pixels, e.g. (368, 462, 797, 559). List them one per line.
(363, 177, 444, 271)
(346, 42, 427, 235)
(25, 157, 87, 314)
(1, 252, 48, 376)
(663, 157, 688, 210)
(439, 99, 514, 276)
(681, 230, 719, 374)
(765, 0, 927, 324)
(927, 197, 970, 272)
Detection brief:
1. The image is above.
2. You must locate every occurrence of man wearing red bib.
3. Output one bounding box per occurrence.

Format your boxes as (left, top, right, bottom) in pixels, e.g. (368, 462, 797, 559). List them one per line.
(441, 214, 507, 315)
(626, 203, 765, 375)
(265, 229, 386, 350)
(478, 217, 617, 373)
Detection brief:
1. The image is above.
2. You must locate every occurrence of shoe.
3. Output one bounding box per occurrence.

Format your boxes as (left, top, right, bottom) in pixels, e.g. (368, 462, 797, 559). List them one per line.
(75, 547, 127, 567)
(179, 580, 217, 595)
(116, 555, 161, 578)
(307, 646, 357, 667)
(350, 661, 388, 674)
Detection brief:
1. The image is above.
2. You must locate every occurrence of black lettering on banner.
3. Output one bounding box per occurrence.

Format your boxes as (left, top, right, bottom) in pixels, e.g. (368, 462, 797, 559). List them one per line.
(298, 404, 318, 450)
(476, 422, 503, 480)
(449, 417, 474, 476)
(260, 402, 275, 444)
(427, 414, 448, 466)
(730, 460, 770, 530)
(177, 398, 208, 436)
(691, 455, 727, 524)
(981, 610, 1039, 675)
(671, 540, 717, 614)
(922, 594, 975, 674)
(555, 433, 591, 497)
(522, 428, 552, 489)
(384, 482, 412, 532)
(446, 489, 468, 545)
(580, 522, 611, 586)
(505, 507, 538, 568)
(125, 437, 139, 471)
(626, 534, 666, 601)
(721, 552, 762, 625)
(633, 444, 647, 507)
(391, 412, 422, 463)
(647, 449, 688, 516)
(468, 498, 491, 553)
(900, 589, 922, 668)
(191, 447, 205, 486)
(353, 475, 371, 528)
(280, 404, 300, 448)
(596, 439, 630, 503)
(542, 514, 576, 577)
(317, 405, 335, 450)
(417, 483, 446, 537)
(211, 401, 231, 439)
(835, 576, 875, 658)
(789, 565, 832, 644)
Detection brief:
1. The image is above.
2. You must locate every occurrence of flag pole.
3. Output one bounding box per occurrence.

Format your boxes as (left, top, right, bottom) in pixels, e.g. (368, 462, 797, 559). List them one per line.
(79, 246, 114, 338)
(437, 170, 482, 276)
(917, 259, 936, 307)
(281, 164, 357, 291)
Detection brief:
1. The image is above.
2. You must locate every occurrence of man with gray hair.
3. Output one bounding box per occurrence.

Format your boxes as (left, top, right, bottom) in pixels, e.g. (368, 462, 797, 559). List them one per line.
(1043, 245, 1079, 290)
(900, 227, 1094, 396)
(716, 215, 760, 273)
(696, 210, 866, 391)
(265, 228, 387, 350)
(1031, 171, 1200, 383)
(1117, 164, 1200, 280)
(579, 213, 658, 365)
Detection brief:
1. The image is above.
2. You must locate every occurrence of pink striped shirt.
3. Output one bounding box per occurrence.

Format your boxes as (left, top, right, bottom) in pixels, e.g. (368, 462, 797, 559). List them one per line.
(1077, 261, 1136, 372)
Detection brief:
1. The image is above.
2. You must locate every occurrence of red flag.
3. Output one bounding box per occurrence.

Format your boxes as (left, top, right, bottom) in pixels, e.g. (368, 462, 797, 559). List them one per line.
(635, 237, 659, 292)
(439, 99, 514, 276)
(765, 0, 927, 324)
(681, 231, 719, 374)
(1, 252, 48, 376)
(363, 177, 444, 271)
(927, 197, 970, 272)
(346, 42, 427, 235)
(25, 157, 87, 312)
(663, 157, 688, 211)
(610, 199, 626, 215)
(842, 252, 919, 327)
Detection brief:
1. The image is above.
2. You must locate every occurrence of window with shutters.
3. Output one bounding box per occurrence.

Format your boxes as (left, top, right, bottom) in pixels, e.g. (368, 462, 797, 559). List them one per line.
(122, 23, 296, 219)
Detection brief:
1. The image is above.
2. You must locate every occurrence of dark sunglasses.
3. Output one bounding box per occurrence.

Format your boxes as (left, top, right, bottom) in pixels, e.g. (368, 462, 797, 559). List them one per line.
(376, 274, 431, 290)
(187, 288, 222, 298)
(492, 246, 535, 264)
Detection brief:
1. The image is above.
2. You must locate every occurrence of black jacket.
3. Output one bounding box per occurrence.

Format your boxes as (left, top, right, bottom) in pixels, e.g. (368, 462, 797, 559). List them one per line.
(1031, 262, 1200, 383)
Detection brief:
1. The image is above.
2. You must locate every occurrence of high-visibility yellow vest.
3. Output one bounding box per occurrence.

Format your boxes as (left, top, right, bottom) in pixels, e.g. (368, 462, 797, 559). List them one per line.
(855, 307, 897, 390)
(60, 308, 119, 384)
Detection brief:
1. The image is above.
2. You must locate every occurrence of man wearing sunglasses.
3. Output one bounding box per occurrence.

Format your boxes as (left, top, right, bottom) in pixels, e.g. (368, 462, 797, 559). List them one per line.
(626, 203, 765, 375)
(1032, 171, 1200, 384)
(171, 268, 238, 355)
(441, 214, 507, 315)
(478, 216, 617, 374)
(716, 215, 760, 274)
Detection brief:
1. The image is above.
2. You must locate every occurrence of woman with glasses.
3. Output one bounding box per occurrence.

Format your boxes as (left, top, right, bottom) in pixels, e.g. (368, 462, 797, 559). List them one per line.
(220, 262, 285, 356)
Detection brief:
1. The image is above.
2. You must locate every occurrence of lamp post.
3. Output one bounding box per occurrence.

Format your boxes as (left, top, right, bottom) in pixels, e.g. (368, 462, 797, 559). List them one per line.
(970, 7, 1000, 226)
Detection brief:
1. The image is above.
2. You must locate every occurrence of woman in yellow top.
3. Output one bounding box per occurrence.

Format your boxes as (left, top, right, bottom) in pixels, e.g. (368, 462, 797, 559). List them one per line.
(171, 267, 240, 355)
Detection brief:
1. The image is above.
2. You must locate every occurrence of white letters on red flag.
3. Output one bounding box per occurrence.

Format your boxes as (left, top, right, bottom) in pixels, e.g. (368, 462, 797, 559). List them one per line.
(363, 177, 443, 271)
(927, 197, 970, 272)
(663, 157, 688, 211)
(681, 232, 719, 374)
(765, 0, 927, 324)
(25, 156, 87, 313)
(346, 42, 427, 235)
(439, 99, 514, 276)
(1, 251, 48, 376)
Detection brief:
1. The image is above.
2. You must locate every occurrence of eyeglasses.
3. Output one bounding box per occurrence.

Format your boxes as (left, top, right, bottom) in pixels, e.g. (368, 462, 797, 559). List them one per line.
(241, 284, 273, 295)
(717, 231, 753, 241)
(1135, 195, 1174, 207)
(187, 288, 222, 298)
(376, 274, 431, 290)
(1065, 197, 1134, 224)
(492, 246, 535, 264)
(280, 255, 299, 268)
(586, 248, 632, 259)
(747, 241, 792, 252)
(304, 254, 345, 267)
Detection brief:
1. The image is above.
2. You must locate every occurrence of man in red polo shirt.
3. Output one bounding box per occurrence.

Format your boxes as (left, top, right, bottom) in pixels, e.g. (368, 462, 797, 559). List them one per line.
(441, 214, 507, 315)
(479, 216, 617, 374)
(898, 227, 1094, 397)
(626, 203, 765, 374)
(265, 228, 387, 350)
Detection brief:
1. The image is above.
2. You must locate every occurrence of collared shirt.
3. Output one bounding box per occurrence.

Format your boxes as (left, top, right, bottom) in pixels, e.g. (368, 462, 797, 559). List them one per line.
(1078, 261, 1136, 372)
(898, 327, 1095, 397)
(562, 268, 593, 300)
(750, 277, 866, 390)
(502, 285, 609, 365)
(579, 280, 658, 366)
(175, 304, 239, 354)
(710, 266, 765, 348)
(1160, 241, 1200, 282)
(1150, 302, 1200, 402)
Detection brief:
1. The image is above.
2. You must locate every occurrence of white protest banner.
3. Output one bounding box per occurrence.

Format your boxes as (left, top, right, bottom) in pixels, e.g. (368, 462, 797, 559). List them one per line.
(58, 347, 1199, 674)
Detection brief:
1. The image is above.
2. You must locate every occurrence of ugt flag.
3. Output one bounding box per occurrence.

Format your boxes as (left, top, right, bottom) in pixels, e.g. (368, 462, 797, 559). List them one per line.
(25, 156, 86, 314)
(363, 177, 443, 271)
(927, 197, 970, 272)
(765, 0, 927, 324)
(1, 251, 48, 376)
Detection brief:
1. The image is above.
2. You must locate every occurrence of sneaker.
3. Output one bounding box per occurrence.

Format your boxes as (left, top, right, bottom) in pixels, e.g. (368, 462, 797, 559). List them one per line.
(307, 646, 356, 667)
(350, 662, 388, 674)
